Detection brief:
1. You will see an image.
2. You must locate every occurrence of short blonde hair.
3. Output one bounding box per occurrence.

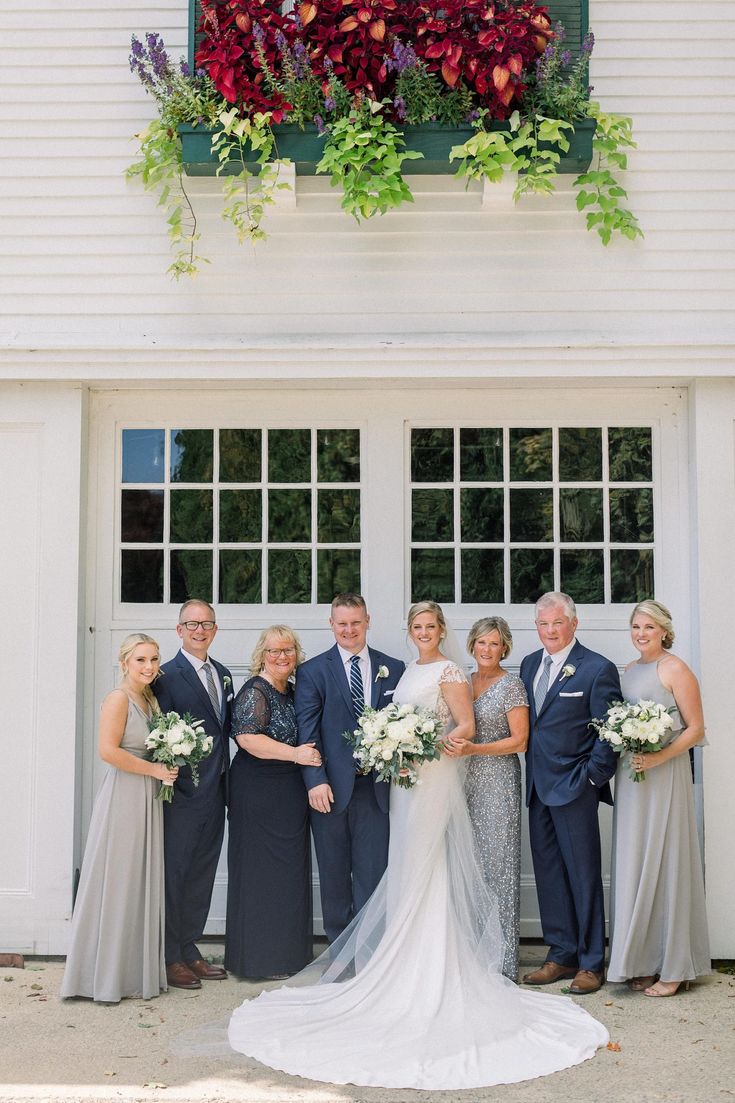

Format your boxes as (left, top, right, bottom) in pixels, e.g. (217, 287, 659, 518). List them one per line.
(466, 617, 513, 660)
(630, 600, 675, 650)
(250, 625, 305, 676)
(407, 601, 447, 639)
(119, 633, 160, 710)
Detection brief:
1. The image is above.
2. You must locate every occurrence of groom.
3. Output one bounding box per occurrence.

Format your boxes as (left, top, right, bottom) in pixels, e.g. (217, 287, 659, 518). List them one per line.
(295, 593, 404, 942)
(520, 591, 621, 995)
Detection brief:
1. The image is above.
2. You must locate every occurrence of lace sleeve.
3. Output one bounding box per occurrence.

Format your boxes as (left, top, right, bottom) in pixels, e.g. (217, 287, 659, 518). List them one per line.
(438, 661, 469, 686)
(502, 674, 529, 712)
(232, 680, 271, 737)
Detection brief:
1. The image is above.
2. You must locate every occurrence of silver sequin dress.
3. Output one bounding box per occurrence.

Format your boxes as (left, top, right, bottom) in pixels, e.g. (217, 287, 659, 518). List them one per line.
(465, 673, 527, 981)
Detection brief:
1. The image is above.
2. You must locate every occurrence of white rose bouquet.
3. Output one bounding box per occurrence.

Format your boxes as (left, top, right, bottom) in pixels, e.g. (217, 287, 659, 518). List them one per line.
(591, 699, 675, 782)
(343, 702, 443, 789)
(146, 711, 214, 802)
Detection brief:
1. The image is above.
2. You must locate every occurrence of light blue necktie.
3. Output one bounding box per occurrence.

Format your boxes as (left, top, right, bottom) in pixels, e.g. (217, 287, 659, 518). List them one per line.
(349, 655, 365, 716)
(534, 655, 553, 714)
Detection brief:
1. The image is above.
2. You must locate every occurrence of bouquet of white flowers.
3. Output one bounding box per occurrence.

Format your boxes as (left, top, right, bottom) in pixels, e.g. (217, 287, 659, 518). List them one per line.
(344, 702, 443, 789)
(591, 698, 675, 782)
(146, 711, 214, 802)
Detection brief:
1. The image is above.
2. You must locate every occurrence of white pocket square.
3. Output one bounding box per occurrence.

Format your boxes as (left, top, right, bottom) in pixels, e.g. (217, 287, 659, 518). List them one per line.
(559, 691, 583, 697)
(383, 689, 395, 697)
(227, 693, 234, 702)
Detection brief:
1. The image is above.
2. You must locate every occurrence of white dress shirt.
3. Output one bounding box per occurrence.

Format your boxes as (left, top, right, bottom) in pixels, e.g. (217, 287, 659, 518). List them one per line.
(532, 639, 577, 698)
(338, 645, 372, 697)
(179, 647, 222, 708)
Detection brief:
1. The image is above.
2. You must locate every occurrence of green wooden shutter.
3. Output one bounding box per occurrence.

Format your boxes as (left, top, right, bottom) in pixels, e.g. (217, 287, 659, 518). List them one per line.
(545, 0, 588, 58)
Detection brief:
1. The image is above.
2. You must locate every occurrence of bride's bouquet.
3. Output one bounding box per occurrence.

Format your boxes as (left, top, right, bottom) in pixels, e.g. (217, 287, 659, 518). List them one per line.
(344, 702, 443, 789)
(592, 699, 675, 782)
(146, 711, 214, 801)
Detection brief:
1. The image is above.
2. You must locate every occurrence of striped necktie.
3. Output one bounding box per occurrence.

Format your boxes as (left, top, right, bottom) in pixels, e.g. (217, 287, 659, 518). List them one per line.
(534, 655, 553, 714)
(349, 654, 365, 716)
(202, 661, 221, 718)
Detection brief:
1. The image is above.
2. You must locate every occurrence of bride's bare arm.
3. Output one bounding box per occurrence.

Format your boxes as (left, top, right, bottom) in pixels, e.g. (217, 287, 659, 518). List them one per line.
(439, 678, 475, 755)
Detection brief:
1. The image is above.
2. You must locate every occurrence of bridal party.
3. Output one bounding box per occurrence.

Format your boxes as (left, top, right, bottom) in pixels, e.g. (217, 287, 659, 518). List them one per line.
(59, 587, 711, 1087)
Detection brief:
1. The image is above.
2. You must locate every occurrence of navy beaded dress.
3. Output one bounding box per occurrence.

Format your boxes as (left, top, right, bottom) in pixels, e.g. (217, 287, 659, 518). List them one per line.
(225, 676, 312, 979)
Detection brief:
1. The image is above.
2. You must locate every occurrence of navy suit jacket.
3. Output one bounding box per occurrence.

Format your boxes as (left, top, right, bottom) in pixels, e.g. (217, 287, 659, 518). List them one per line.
(154, 650, 233, 806)
(294, 644, 405, 815)
(520, 640, 621, 808)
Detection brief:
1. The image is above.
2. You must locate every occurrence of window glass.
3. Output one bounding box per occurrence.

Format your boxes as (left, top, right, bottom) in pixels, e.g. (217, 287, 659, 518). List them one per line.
(410, 425, 655, 604)
(119, 427, 361, 604)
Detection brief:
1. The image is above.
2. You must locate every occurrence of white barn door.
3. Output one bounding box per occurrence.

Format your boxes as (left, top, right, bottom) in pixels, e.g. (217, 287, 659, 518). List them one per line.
(86, 384, 690, 937)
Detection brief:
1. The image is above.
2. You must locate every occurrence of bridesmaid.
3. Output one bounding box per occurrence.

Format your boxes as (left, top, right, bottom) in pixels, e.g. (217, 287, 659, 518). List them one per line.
(60, 634, 177, 1002)
(448, 616, 528, 981)
(225, 626, 315, 980)
(608, 600, 710, 996)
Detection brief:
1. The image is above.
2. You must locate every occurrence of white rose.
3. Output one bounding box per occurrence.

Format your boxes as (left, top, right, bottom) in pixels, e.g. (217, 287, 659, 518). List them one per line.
(609, 732, 623, 746)
(380, 747, 394, 761)
(397, 704, 413, 718)
(171, 742, 185, 755)
(647, 731, 660, 745)
(621, 719, 637, 739)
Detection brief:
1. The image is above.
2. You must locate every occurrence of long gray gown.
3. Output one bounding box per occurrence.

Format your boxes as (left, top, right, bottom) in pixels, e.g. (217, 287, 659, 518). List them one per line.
(465, 673, 526, 981)
(607, 660, 710, 983)
(60, 696, 167, 1002)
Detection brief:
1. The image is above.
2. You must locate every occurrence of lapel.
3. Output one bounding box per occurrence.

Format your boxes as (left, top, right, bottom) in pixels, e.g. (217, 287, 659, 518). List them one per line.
(176, 650, 221, 729)
(537, 640, 586, 719)
(368, 647, 384, 708)
(326, 645, 355, 715)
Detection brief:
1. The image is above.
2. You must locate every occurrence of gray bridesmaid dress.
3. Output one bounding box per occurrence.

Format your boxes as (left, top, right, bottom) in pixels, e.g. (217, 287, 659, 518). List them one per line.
(607, 661, 710, 983)
(465, 673, 526, 981)
(60, 696, 167, 1002)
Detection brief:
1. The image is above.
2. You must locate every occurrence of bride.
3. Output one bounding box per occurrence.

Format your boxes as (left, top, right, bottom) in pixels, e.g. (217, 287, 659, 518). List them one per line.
(226, 602, 609, 1090)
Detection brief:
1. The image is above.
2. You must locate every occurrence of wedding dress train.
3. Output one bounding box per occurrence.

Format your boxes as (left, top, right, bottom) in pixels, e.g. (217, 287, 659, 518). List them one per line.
(226, 660, 609, 1089)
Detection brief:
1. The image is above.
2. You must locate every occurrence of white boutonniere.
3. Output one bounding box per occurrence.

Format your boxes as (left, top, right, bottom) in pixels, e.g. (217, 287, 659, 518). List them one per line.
(223, 675, 232, 690)
(560, 664, 576, 681)
(375, 665, 389, 682)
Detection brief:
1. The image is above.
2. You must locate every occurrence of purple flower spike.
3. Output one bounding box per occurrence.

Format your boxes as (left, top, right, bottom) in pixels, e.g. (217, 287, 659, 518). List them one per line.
(394, 94, 407, 120)
(313, 114, 327, 134)
(179, 59, 191, 76)
(253, 22, 266, 44)
(561, 50, 572, 66)
(324, 94, 336, 111)
(582, 31, 595, 55)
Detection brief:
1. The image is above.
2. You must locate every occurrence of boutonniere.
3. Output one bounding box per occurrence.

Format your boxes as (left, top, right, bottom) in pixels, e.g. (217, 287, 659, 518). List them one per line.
(561, 664, 576, 681)
(223, 676, 232, 690)
(375, 665, 389, 682)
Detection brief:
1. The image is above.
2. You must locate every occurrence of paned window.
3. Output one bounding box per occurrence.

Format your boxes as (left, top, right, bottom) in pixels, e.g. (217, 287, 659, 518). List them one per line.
(409, 426, 654, 605)
(120, 427, 361, 604)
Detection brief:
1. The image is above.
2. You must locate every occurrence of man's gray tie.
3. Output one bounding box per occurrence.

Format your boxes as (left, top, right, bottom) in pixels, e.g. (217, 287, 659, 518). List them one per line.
(534, 655, 553, 714)
(349, 654, 365, 716)
(202, 661, 221, 718)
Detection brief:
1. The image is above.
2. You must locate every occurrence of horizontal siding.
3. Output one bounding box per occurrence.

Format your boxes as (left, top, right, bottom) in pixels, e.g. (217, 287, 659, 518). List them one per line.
(1, 1, 734, 350)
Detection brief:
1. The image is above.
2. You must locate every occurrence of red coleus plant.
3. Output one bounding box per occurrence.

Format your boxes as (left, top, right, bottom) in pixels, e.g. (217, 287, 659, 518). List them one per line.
(298, 0, 411, 99)
(195, 1, 292, 119)
(409, 0, 552, 117)
(195, 0, 553, 121)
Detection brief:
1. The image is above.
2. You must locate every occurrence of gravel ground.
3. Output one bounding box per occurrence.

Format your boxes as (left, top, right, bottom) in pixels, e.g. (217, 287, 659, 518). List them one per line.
(1, 945, 733, 1103)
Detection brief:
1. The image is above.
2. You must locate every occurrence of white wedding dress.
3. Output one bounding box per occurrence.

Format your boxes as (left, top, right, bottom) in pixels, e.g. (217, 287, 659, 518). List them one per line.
(226, 660, 609, 1089)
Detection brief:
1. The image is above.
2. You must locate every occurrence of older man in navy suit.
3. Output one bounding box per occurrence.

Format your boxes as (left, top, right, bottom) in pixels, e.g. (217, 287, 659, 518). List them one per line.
(155, 599, 233, 990)
(295, 594, 404, 943)
(520, 592, 621, 995)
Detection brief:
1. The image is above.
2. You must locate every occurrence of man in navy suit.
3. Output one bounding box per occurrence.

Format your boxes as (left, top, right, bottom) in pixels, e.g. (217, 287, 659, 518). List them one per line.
(295, 594, 404, 943)
(155, 599, 233, 990)
(520, 591, 621, 995)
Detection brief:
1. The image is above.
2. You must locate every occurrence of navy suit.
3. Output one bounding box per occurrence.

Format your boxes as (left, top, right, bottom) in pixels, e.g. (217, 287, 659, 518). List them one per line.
(295, 644, 404, 942)
(520, 640, 621, 973)
(155, 649, 233, 966)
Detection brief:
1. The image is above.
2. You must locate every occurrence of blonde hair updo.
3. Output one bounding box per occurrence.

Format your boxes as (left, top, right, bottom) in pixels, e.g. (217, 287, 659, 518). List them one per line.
(631, 600, 675, 650)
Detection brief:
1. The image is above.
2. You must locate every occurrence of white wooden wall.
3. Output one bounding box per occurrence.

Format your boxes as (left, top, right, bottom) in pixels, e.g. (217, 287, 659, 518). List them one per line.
(1, 1, 733, 350)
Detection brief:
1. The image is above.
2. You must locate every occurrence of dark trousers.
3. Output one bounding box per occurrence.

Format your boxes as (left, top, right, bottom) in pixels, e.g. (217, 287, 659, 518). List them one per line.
(528, 785, 606, 973)
(310, 774, 389, 943)
(163, 777, 226, 965)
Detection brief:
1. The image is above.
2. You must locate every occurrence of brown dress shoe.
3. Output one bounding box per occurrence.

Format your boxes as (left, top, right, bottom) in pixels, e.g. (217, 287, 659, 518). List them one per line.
(522, 961, 578, 985)
(570, 969, 605, 994)
(186, 958, 228, 980)
(166, 961, 202, 990)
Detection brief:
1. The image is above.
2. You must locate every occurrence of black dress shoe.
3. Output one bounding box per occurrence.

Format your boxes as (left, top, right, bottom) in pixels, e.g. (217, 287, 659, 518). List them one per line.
(166, 961, 202, 990)
(186, 958, 228, 980)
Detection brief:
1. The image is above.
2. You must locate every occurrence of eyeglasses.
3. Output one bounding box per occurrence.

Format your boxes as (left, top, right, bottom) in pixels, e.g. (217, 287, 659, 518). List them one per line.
(264, 647, 297, 658)
(180, 620, 216, 631)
